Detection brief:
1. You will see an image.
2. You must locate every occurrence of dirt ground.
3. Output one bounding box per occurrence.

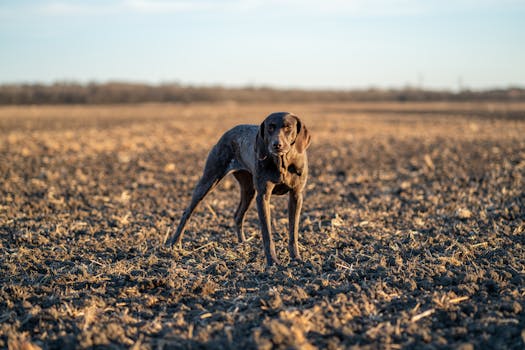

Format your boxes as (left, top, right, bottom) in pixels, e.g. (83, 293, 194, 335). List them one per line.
(1, 102, 524, 349)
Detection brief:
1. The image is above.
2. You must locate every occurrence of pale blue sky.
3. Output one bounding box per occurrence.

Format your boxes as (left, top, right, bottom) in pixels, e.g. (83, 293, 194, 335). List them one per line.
(1, 0, 524, 89)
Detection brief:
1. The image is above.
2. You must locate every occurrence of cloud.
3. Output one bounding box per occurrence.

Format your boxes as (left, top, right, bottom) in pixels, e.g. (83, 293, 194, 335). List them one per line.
(123, 0, 224, 13)
(7, 0, 525, 17)
(34, 0, 248, 16)
(39, 2, 119, 15)
(120, 0, 429, 16)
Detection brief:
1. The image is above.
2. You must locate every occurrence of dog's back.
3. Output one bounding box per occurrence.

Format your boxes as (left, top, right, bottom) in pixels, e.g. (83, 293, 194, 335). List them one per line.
(217, 124, 258, 174)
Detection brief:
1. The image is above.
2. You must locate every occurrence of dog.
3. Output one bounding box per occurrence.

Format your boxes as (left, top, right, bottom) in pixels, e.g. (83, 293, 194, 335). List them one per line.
(165, 112, 311, 266)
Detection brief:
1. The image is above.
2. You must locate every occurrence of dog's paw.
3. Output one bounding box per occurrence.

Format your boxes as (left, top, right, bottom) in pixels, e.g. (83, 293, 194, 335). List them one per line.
(265, 257, 282, 267)
(290, 255, 304, 263)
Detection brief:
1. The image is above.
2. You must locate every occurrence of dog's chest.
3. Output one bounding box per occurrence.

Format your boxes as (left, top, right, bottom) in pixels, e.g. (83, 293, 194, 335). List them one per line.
(261, 156, 306, 190)
(280, 163, 304, 186)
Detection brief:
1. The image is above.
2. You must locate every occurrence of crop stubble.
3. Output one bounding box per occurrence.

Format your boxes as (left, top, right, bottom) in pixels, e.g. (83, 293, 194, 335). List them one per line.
(0, 102, 524, 349)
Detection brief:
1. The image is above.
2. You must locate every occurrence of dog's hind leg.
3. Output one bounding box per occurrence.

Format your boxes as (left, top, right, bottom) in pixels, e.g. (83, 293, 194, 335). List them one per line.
(165, 145, 231, 248)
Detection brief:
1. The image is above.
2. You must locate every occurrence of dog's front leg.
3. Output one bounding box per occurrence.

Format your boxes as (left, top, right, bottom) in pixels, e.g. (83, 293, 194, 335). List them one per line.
(256, 182, 280, 266)
(288, 190, 303, 261)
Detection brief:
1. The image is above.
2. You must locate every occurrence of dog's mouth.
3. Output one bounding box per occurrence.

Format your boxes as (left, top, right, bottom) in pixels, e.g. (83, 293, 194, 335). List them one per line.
(270, 149, 289, 156)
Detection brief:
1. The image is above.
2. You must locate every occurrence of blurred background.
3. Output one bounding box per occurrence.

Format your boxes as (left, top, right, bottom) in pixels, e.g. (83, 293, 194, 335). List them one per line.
(1, 0, 524, 103)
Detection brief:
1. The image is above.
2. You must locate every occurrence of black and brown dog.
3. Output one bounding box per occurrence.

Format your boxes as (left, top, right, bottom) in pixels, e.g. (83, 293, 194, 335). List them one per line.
(165, 112, 311, 266)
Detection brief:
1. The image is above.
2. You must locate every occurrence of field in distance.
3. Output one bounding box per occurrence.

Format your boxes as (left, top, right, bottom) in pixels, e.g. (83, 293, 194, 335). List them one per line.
(1, 102, 524, 349)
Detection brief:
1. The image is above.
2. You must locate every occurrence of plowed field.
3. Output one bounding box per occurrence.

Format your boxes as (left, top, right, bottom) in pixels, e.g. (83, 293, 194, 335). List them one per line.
(1, 102, 524, 349)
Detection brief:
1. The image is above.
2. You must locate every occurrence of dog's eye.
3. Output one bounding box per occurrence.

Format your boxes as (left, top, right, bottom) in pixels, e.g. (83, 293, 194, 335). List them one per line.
(268, 124, 275, 132)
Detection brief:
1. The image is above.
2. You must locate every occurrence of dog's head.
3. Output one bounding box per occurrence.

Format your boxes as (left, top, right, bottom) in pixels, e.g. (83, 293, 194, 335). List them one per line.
(256, 112, 311, 160)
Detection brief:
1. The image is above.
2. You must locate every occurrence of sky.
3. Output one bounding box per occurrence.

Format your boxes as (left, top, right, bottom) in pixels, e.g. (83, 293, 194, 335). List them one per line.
(0, 0, 524, 90)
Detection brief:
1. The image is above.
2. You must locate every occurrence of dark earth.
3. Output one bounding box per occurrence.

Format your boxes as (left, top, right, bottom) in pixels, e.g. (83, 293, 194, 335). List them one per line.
(1, 102, 524, 349)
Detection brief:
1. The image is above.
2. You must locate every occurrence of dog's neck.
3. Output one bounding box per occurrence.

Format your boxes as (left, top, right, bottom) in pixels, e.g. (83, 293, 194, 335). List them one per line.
(272, 153, 287, 183)
(270, 152, 289, 170)
(269, 149, 303, 179)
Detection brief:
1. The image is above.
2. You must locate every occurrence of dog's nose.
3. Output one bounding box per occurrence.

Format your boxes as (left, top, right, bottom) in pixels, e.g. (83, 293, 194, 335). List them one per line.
(273, 141, 282, 150)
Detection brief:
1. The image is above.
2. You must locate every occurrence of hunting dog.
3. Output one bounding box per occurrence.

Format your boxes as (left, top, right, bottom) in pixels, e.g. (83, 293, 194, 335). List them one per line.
(165, 112, 311, 266)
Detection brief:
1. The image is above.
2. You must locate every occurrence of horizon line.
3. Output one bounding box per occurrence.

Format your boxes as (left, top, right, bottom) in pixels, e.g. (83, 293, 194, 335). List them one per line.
(1, 79, 524, 93)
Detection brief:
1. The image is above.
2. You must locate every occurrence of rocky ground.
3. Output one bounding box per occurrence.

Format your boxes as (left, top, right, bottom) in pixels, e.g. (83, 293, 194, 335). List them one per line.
(1, 102, 524, 349)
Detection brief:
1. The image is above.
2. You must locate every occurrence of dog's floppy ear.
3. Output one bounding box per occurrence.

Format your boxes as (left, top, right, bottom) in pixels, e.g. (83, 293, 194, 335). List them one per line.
(255, 121, 268, 160)
(293, 116, 311, 153)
